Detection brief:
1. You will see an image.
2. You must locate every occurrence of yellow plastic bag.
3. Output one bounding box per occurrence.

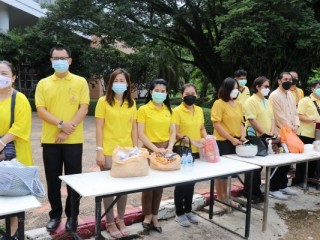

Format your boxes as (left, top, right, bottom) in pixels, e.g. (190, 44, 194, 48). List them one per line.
(111, 146, 150, 178)
(149, 153, 181, 171)
(279, 125, 304, 153)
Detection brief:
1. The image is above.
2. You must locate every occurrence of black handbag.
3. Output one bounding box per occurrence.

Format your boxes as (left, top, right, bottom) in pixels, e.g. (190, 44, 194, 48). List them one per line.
(246, 128, 268, 156)
(172, 136, 192, 157)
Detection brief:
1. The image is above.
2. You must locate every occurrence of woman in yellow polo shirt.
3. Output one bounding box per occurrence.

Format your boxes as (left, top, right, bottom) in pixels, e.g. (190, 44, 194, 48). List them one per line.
(243, 76, 275, 202)
(0, 60, 33, 238)
(211, 77, 245, 210)
(295, 80, 320, 188)
(172, 83, 207, 227)
(95, 69, 137, 238)
(137, 78, 176, 235)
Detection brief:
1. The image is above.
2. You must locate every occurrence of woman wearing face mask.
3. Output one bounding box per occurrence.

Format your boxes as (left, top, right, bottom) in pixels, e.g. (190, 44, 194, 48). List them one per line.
(211, 77, 246, 211)
(95, 69, 137, 238)
(294, 80, 320, 188)
(137, 79, 176, 235)
(0, 60, 33, 239)
(242, 76, 275, 203)
(172, 83, 207, 227)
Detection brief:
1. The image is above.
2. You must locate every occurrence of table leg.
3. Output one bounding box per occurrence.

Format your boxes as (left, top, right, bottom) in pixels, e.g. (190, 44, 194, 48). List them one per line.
(5, 217, 10, 236)
(70, 189, 82, 240)
(304, 161, 309, 193)
(209, 179, 215, 219)
(263, 167, 271, 232)
(17, 212, 25, 240)
(95, 197, 102, 240)
(245, 171, 253, 238)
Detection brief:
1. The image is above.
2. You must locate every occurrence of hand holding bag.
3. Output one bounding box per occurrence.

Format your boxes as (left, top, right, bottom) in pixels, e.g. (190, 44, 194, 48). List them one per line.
(279, 125, 304, 153)
(172, 136, 192, 157)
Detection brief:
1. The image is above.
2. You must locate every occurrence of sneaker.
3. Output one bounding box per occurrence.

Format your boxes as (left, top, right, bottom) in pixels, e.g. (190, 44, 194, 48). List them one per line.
(175, 214, 191, 227)
(280, 187, 298, 195)
(185, 212, 199, 224)
(269, 191, 288, 200)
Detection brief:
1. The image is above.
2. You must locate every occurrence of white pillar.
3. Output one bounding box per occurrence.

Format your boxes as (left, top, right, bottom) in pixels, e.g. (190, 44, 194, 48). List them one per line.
(0, 2, 9, 32)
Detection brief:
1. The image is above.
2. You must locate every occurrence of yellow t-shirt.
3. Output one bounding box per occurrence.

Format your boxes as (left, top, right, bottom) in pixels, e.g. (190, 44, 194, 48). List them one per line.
(0, 92, 33, 166)
(237, 86, 250, 106)
(172, 103, 204, 153)
(35, 73, 90, 143)
(289, 87, 304, 106)
(95, 97, 137, 155)
(137, 101, 172, 142)
(298, 94, 320, 138)
(211, 99, 243, 140)
(244, 94, 274, 136)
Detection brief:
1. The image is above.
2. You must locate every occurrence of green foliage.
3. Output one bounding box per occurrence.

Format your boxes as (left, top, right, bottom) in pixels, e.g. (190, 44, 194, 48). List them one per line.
(202, 108, 213, 135)
(307, 68, 320, 84)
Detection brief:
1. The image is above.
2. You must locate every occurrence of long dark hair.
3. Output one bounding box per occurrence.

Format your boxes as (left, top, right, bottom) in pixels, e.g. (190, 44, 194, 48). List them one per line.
(145, 78, 172, 114)
(218, 77, 238, 102)
(251, 76, 269, 94)
(105, 68, 134, 107)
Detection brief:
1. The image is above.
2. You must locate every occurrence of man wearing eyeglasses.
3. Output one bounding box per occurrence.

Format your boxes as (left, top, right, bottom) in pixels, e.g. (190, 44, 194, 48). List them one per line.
(35, 44, 90, 232)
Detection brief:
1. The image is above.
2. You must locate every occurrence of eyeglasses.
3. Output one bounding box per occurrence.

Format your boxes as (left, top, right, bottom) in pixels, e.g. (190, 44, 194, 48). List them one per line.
(51, 57, 70, 60)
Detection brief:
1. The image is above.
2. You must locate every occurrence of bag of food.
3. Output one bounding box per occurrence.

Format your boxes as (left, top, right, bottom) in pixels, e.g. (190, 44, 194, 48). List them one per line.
(149, 152, 181, 171)
(203, 135, 220, 163)
(279, 125, 304, 153)
(111, 146, 150, 178)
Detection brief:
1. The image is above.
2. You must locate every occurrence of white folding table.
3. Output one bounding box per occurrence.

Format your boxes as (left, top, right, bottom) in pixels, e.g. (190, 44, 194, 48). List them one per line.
(60, 157, 259, 239)
(224, 151, 320, 232)
(0, 195, 41, 240)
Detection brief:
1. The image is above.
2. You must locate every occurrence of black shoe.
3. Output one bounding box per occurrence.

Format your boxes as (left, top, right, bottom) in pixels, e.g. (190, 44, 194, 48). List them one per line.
(46, 218, 61, 232)
(65, 217, 78, 232)
(139, 222, 152, 235)
(152, 226, 162, 233)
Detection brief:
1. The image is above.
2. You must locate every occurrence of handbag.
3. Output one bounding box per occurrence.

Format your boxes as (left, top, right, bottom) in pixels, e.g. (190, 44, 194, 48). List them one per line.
(279, 125, 304, 153)
(110, 146, 149, 178)
(312, 99, 320, 140)
(246, 127, 268, 156)
(172, 136, 192, 157)
(0, 159, 46, 197)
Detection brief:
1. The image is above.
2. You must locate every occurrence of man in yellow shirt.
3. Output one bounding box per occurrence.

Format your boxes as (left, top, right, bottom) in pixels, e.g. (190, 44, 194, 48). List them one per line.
(234, 69, 250, 105)
(35, 45, 90, 232)
(289, 71, 304, 107)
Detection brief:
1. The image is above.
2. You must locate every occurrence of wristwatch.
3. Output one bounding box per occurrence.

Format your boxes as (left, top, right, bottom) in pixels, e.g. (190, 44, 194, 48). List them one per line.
(312, 118, 316, 123)
(57, 120, 63, 129)
(96, 147, 103, 151)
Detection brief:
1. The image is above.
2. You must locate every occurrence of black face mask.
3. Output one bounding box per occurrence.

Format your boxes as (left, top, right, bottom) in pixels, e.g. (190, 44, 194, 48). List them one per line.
(183, 95, 197, 106)
(292, 78, 298, 85)
(282, 81, 292, 90)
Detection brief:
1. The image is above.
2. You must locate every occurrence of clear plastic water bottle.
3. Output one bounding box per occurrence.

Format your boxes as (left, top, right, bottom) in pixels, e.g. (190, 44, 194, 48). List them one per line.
(187, 152, 193, 170)
(181, 153, 187, 171)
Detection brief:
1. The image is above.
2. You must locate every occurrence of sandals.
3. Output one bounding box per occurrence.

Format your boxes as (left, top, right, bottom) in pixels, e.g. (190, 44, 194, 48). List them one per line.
(116, 219, 130, 237)
(106, 222, 123, 239)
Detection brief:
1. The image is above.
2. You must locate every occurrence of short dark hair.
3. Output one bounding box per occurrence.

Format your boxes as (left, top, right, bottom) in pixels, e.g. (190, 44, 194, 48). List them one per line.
(218, 77, 238, 102)
(251, 76, 269, 94)
(278, 72, 291, 81)
(105, 68, 134, 108)
(234, 69, 247, 78)
(310, 80, 320, 88)
(181, 83, 197, 95)
(50, 44, 71, 57)
(0, 60, 16, 76)
(145, 78, 172, 113)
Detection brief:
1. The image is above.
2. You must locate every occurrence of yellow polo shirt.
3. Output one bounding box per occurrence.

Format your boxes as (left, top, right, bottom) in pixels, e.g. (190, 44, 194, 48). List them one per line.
(0, 92, 33, 166)
(237, 86, 250, 106)
(35, 72, 90, 143)
(172, 103, 204, 153)
(211, 99, 243, 140)
(290, 87, 304, 106)
(298, 94, 320, 138)
(137, 101, 172, 142)
(244, 94, 274, 136)
(95, 97, 137, 155)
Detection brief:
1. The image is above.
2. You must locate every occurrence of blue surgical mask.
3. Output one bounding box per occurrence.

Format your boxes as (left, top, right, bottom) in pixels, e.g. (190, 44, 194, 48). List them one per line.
(112, 83, 127, 94)
(52, 60, 69, 73)
(238, 79, 247, 86)
(315, 88, 320, 97)
(152, 91, 167, 103)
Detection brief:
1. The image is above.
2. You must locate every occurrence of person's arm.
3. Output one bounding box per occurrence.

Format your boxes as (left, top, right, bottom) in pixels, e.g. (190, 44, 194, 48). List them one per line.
(166, 123, 176, 153)
(248, 119, 268, 135)
(0, 133, 16, 153)
(200, 123, 208, 139)
(131, 119, 138, 147)
(213, 122, 242, 146)
(299, 114, 318, 123)
(138, 122, 161, 153)
(95, 117, 105, 168)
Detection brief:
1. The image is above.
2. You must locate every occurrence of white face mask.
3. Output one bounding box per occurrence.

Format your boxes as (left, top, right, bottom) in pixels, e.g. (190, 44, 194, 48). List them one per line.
(261, 88, 270, 97)
(0, 75, 12, 89)
(230, 89, 239, 99)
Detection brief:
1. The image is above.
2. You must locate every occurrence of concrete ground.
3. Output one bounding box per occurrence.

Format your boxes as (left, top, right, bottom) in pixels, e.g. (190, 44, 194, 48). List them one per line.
(2, 113, 320, 240)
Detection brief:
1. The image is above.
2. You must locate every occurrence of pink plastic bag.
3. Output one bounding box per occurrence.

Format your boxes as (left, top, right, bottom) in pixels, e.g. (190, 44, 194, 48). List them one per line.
(203, 136, 220, 163)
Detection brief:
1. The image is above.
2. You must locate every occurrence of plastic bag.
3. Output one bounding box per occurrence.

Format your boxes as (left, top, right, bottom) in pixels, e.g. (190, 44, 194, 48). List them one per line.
(279, 125, 304, 153)
(149, 152, 181, 171)
(111, 146, 150, 178)
(202, 135, 220, 163)
(0, 159, 46, 197)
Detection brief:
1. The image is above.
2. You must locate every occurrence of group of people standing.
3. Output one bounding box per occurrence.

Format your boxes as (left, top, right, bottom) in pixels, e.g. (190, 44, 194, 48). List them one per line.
(1, 43, 319, 240)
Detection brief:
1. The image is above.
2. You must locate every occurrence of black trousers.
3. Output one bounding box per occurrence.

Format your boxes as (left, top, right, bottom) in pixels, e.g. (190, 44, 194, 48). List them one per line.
(42, 144, 82, 219)
(243, 167, 263, 197)
(174, 153, 199, 216)
(295, 136, 316, 184)
(270, 165, 290, 192)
